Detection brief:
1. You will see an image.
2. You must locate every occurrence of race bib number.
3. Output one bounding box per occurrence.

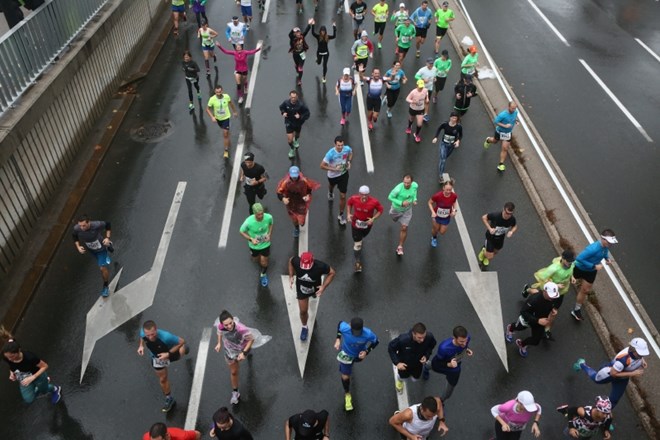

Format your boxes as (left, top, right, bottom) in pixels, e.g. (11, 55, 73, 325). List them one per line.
(493, 226, 509, 236)
(436, 208, 450, 218)
(376, 13, 386, 21)
(508, 422, 525, 431)
(299, 52, 306, 60)
(355, 219, 369, 229)
(336, 350, 354, 364)
(14, 371, 31, 382)
(300, 285, 316, 295)
(355, 12, 364, 20)
(85, 240, 102, 250)
(498, 131, 511, 141)
(152, 357, 171, 368)
(254, 234, 267, 243)
(437, 71, 447, 78)
(245, 177, 255, 185)
(401, 36, 410, 43)
(442, 134, 455, 144)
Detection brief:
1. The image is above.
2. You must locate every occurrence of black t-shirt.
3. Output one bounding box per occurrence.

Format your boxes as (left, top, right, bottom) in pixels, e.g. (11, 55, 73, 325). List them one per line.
(214, 417, 254, 440)
(288, 410, 329, 440)
(521, 291, 559, 324)
(350, 1, 368, 21)
(182, 60, 200, 78)
(4, 351, 41, 376)
(291, 257, 331, 296)
(241, 162, 266, 187)
(485, 211, 516, 239)
(434, 122, 463, 143)
(72, 220, 110, 252)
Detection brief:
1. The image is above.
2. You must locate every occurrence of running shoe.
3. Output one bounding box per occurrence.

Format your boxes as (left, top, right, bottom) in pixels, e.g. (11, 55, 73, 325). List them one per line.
(368, 122, 373, 131)
(322, 77, 326, 83)
(396, 246, 404, 256)
(197, 92, 202, 99)
(573, 358, 585, 372)
(206, 68, 210, 76)
(292, 138, 300, 148)
(483, 137, 490, 149)
(432, 96, 437, 103)
(405, 127, 412, 134)
(230, 391, 241, 405)
(293, 227, 300, 238)
(415, 50, 420, 58)
(223, 150, 229, 159)
(260, 273, 269, 287)
(497, 163, 506, 172)
(521, 283, 530, 298)
(344, 393, 354, 411)
(482, 257, 489, 267)
(51, 385, 62, 404)
(556, 404, 569, 417)
(300, 327, 309, 341)
(377, 42, 382, 49)
(337, 214, 347, 225)
(297, 79, 302, 86)
(395, 379, 404, 394)
(238, 96, 244, 104)
(477, 247, 485, 262)
(431, 237, 438, 248)
(246, 23, 250, 30)
(288, 148, 296, 159)
(188, 102, 194, 110)
(100, 286, 109, 298)
(340, 118, 346, 125)
(354, 261, 362, 273)
(422, 364, 430, 380)
(505, 324, 514, 343)
(515, 339, 528, 358)
(328, 191, 334, 201)
(434, 52, 439, 59)
(414, 134, 421, 143)
(387, 110, 392, 118)
(423, 114, 430, 122)
(337, 7, 342, 14)
(571, 309, 583, 322)
(213, 54, 217, 63)
(162, 396, 175, 413)
(544, 330, 554, 341)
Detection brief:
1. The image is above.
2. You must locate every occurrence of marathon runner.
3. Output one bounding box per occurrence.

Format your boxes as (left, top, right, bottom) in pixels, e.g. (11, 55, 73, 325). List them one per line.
(364, 68, 384, 130)
(423, 325, 473, 402)
(460, 45, 478, 80)
(405, 79, 429, 143)
(409, 0, 433, 58)
(226, 16, 248, 49)
(2, 340, 62, 405)
(415, 57, 436, 122)
(383, 61, 408, 118)
(432, 50, 452, 103)
(490, 391, 542, 440)
(311, 22, 337, 83)
(209, 407, 254, 439)
(453, 75, 477, 116)
(143, 422, 200, 440)
(477, 202, 518, 267)
(182, 50, 201, 110)
(394, 17, 416, 63)
(285, 409, 330, 440)
(336, 67, 357, 126)
(388, 322, 436, 393)
(391, 3, 409, 28)
(72, 214, 114, 297)
(170, 0, 187, 37)
(289, 21, 313, 86)
(191, 0, 208, 29)
(216, 43, 261, 105)
(388, 174, 418, 256)
(276, 166, 320, 238)
(484, 101, 519, 172)
(239, 203, 273, 287)
(320, 136, 353, 225)
(427, 180, 458, 248)
(206, 85, 238, 159)
(556, 396, 613, 439)
(351, 30, 374, 83)
(371, 0, 389, 49)
(433, 1, 454, 56)
(239, 152, 268, 215)
(346, 185, 383, 273)
(279, 90, 311, 159)
(349, 0, 369, 41)
(389, 396, 448, 439)
(198, 20, 218, 76)
(431, 111, 462, 178)
(214, 311, 254, 406)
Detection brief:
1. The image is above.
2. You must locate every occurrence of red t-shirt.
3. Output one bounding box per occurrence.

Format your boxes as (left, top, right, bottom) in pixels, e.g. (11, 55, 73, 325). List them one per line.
(143, 428, 198, 440)
(431, 191, 457, 218)
(347, 195, 384, 228)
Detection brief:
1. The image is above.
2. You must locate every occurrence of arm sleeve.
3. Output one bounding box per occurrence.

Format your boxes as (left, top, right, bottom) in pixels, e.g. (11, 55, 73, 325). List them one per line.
(520, 302, 539, 325)
(388, 184, 402, 208)
(425, 335, 437, 359)
(301, 104, 311, 121)
(434, 123, 445, 138)
(375, 199, 384, 214)
(388, 337, 402, 364)
(311, 25, 319, 38)
(330, 25, 337, 39)
(456, 125, 463, 140)
(302, 24, 311, 36)
(490, 404, 502, 418)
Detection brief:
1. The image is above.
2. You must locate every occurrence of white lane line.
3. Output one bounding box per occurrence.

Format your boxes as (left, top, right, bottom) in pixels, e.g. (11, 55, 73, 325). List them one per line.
(354, 72, 375, 173)
(261, 0, 271, 23)
(185, 328, 212, 430)
(458, 0, 660, 359)
(245, 40, 263, 110)
(389, 331, 410, 411)
(579, 59, 653, 142)
(218, 130, 247, 248)
(527, 0, 570, 47)
(344, 0, 350, 13)
(635, 38, 660, 63)
(298, 212, 309, 255)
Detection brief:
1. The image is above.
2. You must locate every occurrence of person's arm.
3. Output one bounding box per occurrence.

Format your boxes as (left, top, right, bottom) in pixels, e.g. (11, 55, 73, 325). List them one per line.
(333, 322, 343, 350)
(455, 124, 463, 143)
(389, 408, 416, 440)
(167, 336, 186, 358)
(284, 419, 292, 440)
(300, 103, 311, 121)
(229, 100, 238, 117)
(214, 328, 223, 352)
(435, 397, 449, 435)
(137, 333, 145, 355)
(217, 43, 232, 55)
(316, 266, 336, 297)
(370, 200, 384, 222)
(491, 403, 511, 432)
(508, 222, 518, 238)
(102, 222, 112, 246)
(302, 23, 311, 36)
(388, 184, 402, 209)
(481, 213, 495, 233)
(311, 24, 319, 38)
(387, 337, 404, 367)
(225, 26, 231, 40)
(322, 415, 330, 439)
(610, 360, 645, 378)
(329, 24, 337, 39)
(520, 302, 540, 326)
(288, 257, 296, 288)
(367, 39, 374, 55)
(530, 411, 541, 437)
(428, 197, 436, 217)
(350, 40, 358, 56)
(206, 102, 216, 120)
(20, 359, 48, 386)
(209, 28, 219, 38)
(433, 123, 445, 141)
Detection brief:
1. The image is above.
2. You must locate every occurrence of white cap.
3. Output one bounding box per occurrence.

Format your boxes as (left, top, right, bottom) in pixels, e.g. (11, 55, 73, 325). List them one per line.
(361, 30, 368, 37)
(343, 67, 351, 75)
(543, 282, 559, 299)
(359, 185, 370, 195)
(630, 338, 649, 356)
(601, 234, 618, 244)
(399, 2, 405, 7)
(516, 391, 537, 412)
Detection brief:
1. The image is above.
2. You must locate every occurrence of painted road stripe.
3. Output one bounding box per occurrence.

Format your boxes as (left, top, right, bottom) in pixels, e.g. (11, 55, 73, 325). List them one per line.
(185, 327, 212, 430)
(458, 0, 660, 358)
(218, 131, 247, 248)
(298, 212, 309, 256)
(527, 0, 570, 47)
(245, 40, 263, 110)
(261, 0, 271, 23)
(635, 38, 660, 64)
(282, 274, 320, 377)
(354, 72, 375, 173)
(389, 331, 410, 411)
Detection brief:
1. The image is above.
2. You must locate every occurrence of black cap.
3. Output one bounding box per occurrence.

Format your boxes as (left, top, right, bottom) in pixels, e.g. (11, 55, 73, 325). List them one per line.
(232, 16, 239, 20)
(243, 152, 255, 161)
(298, 410, 318, 436)
(561, 249, 575, 262)
(350, 317, 364, 334)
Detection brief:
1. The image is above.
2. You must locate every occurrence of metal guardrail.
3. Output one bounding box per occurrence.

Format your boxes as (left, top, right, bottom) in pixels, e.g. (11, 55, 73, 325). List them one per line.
(0, 0, 108, 114)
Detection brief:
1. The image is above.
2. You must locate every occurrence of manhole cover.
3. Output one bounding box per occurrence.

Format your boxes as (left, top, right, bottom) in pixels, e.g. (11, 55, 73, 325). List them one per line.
(130, 121, 173, 143)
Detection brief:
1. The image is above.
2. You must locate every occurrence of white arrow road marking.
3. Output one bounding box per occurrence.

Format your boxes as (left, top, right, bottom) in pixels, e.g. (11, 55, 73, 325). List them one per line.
(80, 182, 187, 382)
(389, 331, 410, 411)
(354, 72, 375, 173)
(218, 131, 247, 248)
(245, 40, 263, 110)
(282, 275, 319, 378)
(185, 327, 212, 430)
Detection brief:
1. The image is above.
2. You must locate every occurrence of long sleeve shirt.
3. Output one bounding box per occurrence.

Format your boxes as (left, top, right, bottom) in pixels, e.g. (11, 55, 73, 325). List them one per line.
(575, 241, 609, 271)
(311, 25, 337, 53)
(217, 45, 260, 72)
(388, 330, 436, 366)
(388, 182, 418, 212)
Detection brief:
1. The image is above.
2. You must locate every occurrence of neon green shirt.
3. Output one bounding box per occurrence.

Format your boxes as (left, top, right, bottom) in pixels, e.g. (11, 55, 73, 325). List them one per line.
(172, 0, 185, 6)
(395, 24, 416, 49)
(391, 10, 409, 27)
(207, 94, 232, 121)
(240, 213, 273, 250)
(461, 53, 478, 74)
(433, 58, 452, 77)
(372, 3, 389, 23)
(435, 8, 455, 28)
(533, 257, 575, 295)
(388, 181, 418, 212)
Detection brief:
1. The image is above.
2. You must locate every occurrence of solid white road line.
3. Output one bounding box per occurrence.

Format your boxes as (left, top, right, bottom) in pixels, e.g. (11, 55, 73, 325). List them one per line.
(185, 328, 212, 430)
(458, 0, 660, 359)
(245, 40, 263, 110)
(634, 38, 660, 64)
(389, 331, 410, 411)
(261, 0, 271, 23)
(344, 0, 350, 13)
(579, 59, 653, 142)
(298, 212, 309, 255)
(527, 0, 570, 47)
(354, 72, 375, 173)
(218, 130, 247, 248)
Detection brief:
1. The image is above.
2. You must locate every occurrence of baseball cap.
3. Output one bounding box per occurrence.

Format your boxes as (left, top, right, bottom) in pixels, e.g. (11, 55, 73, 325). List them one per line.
(464, 74, 473, 82)
(630, 337, 650, 356)
(561, 249, 575, 262)
(601, 234, 618, 244)
(300, 252, 314, 270)
(289, 166, 300, 178)
(232, 16, 239, 20)
(416, 79, 425, 88)
(595, 396, 612, 414)
(426, 57, 434, 64)
(399, 2, 405, 7)
(343, 67, 351, 75)
(516, 391, 537, 412)
(251, 203, 264, 214)
(358, 185, 370, 195)
(442, 1, 449, 5)
(350, 317, 364, 334)
(298, 410, 318, 436)
(543, 282, 559, 299)
(243, 152, 255, 161)
(361, 30, 368, 37)
(293, 26, 301, 32)
(469, 45, 477, 54)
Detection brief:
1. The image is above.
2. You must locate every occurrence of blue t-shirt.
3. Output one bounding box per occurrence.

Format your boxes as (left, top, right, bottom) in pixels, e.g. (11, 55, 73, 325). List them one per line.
(323, 146, 352, 179)
(410, 7, 433, 28)
(575, 241, 609, 272)
(140, 329, 180, 358)
(494, 109, 518, 134)
(385, 69, 406, 90)
(432, 336, 470, 372)
(339, 321, 379, 358)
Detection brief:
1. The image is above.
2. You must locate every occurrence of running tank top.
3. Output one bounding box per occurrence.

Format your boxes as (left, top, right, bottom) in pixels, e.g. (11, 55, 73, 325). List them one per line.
(338, 78, 354, 93)
(402, 404, 437, 438)
(367, 79, 383, 98)
(200, 29, 213, 47)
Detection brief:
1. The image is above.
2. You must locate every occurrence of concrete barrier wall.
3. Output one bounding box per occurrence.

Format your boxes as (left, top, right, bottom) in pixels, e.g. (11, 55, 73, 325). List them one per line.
(0, 0, 164, 276)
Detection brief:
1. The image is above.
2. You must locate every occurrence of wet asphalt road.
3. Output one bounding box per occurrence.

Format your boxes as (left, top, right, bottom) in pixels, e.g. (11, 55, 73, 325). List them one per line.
(0, 1, 650, 439)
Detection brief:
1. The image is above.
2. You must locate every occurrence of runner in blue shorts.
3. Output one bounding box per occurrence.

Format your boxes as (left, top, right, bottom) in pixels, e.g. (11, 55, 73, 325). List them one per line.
(171, 0, 187, 36)
(72, 215, 114, 297)
(428, 180, 457, 248)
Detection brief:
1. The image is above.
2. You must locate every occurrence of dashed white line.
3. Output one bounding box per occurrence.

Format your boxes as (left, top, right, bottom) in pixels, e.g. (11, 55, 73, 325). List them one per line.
(261, 0, 271, 23)
(579, 59, 652, 142)
(526, 0, 570, 47)
(354, 72, 375, 173)
(218, 130, 247, 248)
(634, 38, 660, 64)
(184, 327, 212, 430)
(245, 40, 263, 110)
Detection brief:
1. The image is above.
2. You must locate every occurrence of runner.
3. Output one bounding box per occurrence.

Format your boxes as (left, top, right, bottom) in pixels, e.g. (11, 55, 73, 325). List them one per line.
(72, 214, 114, 297)
(289, 252, 336, 341)
(335, 68, 357, 126)
(351, 30, 374, 83)
(490, 391, 542, 440)
(285, 409, 330, 440)
(137, 320, 188, 412)
(394, 17, 416, 63)
(414, 57, 436, 121)
(349, 0, 369, 41)
(191, 0, 208, 29)
(2, 340, 62, 405)
(216, 42, 261, 105)
(410, 0, 433, 58)
(182, 50, 201, 110)
(505, 282, 560, 358)
(388, 322, 436, 393)
(334, 317, 379, 411)
(209, 407, 254, 439)
(570, 229, 618, 322)
(371, 0, 389, 49)
(364, 68, 384, 130)
(477, 202, 517, 267)
(423, 325, 473, 401)
(433, 1, 454, 56)
(311, 22, 337, 83)
(289, 21, 313, 86)
(389, 396, 449, 438)
(431, 111, 462, 178)
(453, 75, 477, 116)
(461, 45, 478, 80)
(388, 174, 418, 256)
(171, 0, 187, 37)
(556, 396, 613, 439)
(383, 61, 408, 118)
(320, 135, 353, 225)
(226, 16, 248, 49)
(484, 101, 519, 172)
(391, 2, 409, 28)
(276, 166, 320, 238)
(432, 50, 452, 103)
(198, 20, 219, 76)
(239, 152, 268, 215)
(143, 422, 200, 440)
(279, 90, 311, 159)
(238, 0, 253, 29)
(428, 180, 458, 248)
(573, 337, 649, 407)
(405, 79, 429, 143)
(346, 186, 383, 273)
(239, 203, 273, 287)
(206, 85, 238, 159)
